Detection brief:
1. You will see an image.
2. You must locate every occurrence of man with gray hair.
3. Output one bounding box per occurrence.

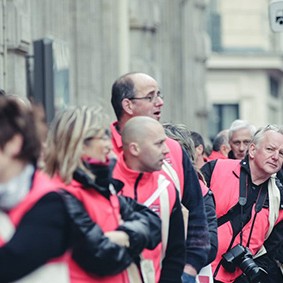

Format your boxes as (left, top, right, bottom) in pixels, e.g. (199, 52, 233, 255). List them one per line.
(228, 119, 256, 160)
(201, 125, 283, 283)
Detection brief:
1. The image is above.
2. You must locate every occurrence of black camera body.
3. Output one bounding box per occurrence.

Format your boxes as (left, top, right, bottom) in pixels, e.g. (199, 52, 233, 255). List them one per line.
(222, 244, 267, 283)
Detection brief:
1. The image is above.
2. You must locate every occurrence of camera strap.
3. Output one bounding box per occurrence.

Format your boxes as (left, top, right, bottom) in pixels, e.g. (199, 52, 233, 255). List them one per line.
(214, 166, 268, 279)
(240, 167, 268, 246)
(217, 167, 249, 227)
(217, 167, 267, 241)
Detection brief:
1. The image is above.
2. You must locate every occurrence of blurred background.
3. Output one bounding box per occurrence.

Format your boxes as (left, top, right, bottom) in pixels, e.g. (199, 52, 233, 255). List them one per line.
(0, 0, 283, 140)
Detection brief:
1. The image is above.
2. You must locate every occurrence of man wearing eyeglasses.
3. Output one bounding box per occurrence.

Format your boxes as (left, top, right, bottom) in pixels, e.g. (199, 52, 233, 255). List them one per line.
(110, 72, 210, 283)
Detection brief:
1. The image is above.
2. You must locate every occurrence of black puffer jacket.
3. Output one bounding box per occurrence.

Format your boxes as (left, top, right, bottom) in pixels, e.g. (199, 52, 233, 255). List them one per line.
(65, 162, 162, 276)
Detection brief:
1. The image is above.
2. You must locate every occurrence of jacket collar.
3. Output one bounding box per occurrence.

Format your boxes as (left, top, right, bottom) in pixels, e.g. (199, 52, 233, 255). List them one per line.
(115, 152, 154, 183)
(72, 165, 123, 198)
(240, 156, 251, 175)
(110, 121, 123, 155)
(229, 156, 250, 179)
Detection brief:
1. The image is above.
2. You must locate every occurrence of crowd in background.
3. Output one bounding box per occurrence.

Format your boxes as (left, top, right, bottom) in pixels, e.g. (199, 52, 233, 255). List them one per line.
(0, 72, 283, 283)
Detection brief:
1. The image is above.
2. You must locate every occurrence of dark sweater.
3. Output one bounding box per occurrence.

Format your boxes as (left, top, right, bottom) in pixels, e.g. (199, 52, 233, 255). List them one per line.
(181, 149, 210, 271)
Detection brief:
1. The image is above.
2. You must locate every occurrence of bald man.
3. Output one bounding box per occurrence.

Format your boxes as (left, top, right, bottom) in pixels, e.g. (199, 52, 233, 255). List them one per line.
(113, 116, 185, 283)
(122, 117, 169, 172)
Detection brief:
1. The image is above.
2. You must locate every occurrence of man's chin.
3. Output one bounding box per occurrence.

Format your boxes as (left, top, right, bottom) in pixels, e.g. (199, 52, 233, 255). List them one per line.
(236, 154, 245, 159)
(151, 112, 161, 121)
(153, 114, 161, 121)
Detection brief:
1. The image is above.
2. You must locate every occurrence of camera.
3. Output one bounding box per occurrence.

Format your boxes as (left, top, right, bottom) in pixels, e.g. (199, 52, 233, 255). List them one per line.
(269, 0, 283, 32)
(222, 244, 267, 283)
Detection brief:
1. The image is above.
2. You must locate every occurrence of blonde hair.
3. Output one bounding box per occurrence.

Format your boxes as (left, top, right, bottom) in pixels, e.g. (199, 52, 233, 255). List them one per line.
(44, 105, 108, 184)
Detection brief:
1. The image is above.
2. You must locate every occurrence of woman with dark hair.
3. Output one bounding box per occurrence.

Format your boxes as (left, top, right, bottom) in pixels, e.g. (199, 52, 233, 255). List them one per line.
(0, 98, 161, 283)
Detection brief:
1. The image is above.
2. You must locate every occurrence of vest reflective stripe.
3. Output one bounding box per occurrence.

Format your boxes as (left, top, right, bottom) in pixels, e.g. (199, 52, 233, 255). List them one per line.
(143, 174, 170, 258)
(113, 154, 177, 283)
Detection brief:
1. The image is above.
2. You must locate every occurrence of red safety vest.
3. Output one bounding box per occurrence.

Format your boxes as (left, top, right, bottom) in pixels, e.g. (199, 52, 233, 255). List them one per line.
(50, 174, 136, 283)
(0, 170, 70, 283)
(111, 121, 185, 197)
(210, 159, 283, 283)
(113, 153, 177, 282)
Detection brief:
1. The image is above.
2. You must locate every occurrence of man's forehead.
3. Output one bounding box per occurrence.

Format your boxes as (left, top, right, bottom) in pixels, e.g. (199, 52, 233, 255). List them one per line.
(252, 132, 283, 150)
(264, 131, 283, 143)
(231, 129, 252, 139)
(135, 82, 159, 93)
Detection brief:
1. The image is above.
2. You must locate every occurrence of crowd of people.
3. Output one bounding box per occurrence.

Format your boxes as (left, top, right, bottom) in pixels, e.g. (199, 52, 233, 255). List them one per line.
(0, 72, 283, 283)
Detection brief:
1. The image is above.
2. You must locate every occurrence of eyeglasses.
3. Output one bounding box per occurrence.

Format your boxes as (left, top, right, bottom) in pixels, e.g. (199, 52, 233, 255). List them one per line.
(84, 129, 111, 143)
(129, 93, 164, 103)
(93, 135, 110, 141)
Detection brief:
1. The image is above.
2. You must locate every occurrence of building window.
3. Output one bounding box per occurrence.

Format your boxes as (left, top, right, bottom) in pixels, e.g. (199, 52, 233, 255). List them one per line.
(269, 76, 280, 98)
(207, 0, 222, 52)
(208, 103, 239, 140)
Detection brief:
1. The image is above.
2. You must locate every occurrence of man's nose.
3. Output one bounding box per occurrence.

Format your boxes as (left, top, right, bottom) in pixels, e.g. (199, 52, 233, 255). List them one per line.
(272, 150, 279, 160)
(154, 95, 164, 106)
(163, 143, 170, 155)
(239, 142, 246, 151)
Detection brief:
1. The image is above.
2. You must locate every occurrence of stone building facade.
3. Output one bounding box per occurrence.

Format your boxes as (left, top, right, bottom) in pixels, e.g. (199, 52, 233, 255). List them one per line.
(0, 0, 210, 133)
(206, 0, 283, 139)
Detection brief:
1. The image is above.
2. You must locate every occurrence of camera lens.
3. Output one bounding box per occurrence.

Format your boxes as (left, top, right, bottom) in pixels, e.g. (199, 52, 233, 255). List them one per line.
(221, 245, 268, 282)
(239, 257, 267, 283)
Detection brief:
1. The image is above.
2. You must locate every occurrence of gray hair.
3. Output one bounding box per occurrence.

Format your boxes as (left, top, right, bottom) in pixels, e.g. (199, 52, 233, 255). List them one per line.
(228, 119, 256, 141)
(163, 122, 207, 184)
(163, 122, 196, 161)
(213, 129, 229, 151)
(251, 124, 283, 146)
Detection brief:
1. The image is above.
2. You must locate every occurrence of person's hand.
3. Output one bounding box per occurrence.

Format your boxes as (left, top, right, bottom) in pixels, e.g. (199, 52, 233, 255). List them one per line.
(182, 264, 197, 283)
(184, 264, 197, 276)
(105, 230, 130, 247)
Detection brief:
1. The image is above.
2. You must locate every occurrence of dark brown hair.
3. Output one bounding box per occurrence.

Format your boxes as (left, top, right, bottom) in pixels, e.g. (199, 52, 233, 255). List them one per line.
(0, 96, 41, 163)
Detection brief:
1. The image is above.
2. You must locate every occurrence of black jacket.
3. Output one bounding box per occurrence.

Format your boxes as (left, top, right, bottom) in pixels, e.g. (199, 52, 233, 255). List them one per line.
(202, 189, 218, 265)
(70, 162, 162, 276)
(181, 150, 210, 272)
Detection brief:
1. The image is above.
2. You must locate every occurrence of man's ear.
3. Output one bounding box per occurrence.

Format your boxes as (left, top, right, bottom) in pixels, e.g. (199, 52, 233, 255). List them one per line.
(220, 144, 229, 156)
(4, 134, 23, 157)
(196, 144, 204, 156)
(248, 143, 256, 159)
(129, 142, 140, 156)
(122, 99, 134, 115)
